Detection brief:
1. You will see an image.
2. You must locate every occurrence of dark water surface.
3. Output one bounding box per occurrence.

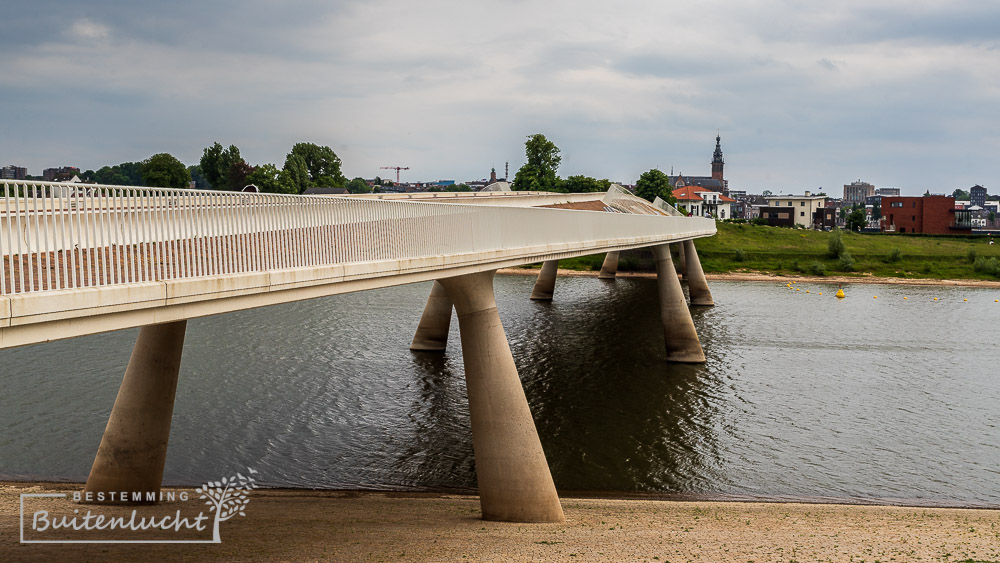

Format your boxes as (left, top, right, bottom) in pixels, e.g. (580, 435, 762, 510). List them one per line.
(2, 275, 999, 506)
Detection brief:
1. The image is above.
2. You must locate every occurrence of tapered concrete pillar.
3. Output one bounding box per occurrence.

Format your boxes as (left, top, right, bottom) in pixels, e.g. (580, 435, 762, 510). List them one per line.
(676, 242, 688, 280)
(438, 271, 565, 523)
(652, 245, 706, 363)
(683, 239, 715, 306)
(410, 281, 454, 351)
(529, 260, 559, 301)
(84, 320, 187, 503)
(598, 251, 620, 279)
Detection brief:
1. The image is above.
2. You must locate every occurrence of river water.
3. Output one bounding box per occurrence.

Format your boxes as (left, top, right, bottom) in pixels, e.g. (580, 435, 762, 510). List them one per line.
(1, 275, 998, 506)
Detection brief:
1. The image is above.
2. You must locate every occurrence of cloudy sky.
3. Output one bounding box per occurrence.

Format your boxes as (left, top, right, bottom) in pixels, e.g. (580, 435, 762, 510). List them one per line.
(2, 1, 998, 195)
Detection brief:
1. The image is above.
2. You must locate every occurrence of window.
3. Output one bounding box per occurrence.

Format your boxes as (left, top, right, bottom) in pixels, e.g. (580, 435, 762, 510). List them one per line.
(800, 211, 805, 217)
(912, 215, 916, 221)
(891, 202, 903, 208)
(800, 201, 805, 206)
(788, 201, 793, 206)
(912, 202, 916, 208)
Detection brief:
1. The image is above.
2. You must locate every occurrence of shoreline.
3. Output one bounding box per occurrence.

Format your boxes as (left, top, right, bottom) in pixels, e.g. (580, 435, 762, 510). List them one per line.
(498, 266, 1000, 287)
(5, 483, 999, 561)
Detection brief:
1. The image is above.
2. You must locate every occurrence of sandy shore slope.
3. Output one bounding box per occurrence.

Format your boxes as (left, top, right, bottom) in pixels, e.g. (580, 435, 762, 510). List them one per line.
(4, 484, 999, 562)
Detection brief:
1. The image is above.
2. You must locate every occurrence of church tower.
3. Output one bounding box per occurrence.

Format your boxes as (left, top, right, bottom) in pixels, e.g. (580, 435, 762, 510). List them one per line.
(711, 134, 724, 181)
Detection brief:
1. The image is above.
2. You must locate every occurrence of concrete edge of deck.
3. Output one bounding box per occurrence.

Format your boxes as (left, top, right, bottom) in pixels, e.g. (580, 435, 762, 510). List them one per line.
(0, 228, 715, 349)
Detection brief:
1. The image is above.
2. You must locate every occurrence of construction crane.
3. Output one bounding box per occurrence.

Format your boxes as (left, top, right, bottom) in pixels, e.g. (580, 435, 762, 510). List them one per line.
(380, 166, 410, 184)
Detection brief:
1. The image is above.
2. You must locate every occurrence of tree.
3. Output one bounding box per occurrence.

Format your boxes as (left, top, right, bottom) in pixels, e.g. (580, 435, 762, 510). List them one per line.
(188, 165, 210, 190)
(288, 142, 345, 188)
(246, 163, 297, 194)
(346, 177, 372, 194)
(846, 208, 867, 231)
(200, 142, 243, 190)
(141, 153, 191, 189)
(953, 188, 970, 201)
(762, 190, 773, 197)
(444, 183, 472, 192)
(227, 160, 255, 191)
(561, 175, 610, 193)
(512, 134, 561, 192)
(634, 169, 675, 204)
(282, 154, 309, 194)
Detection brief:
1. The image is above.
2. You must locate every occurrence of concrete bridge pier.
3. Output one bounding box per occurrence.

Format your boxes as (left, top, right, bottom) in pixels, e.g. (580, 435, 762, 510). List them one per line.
(598, 251, 620, 279)
(529, 260, 559, 300)
(683, 239, 715, 306)
(438, 271, 565, 523)
(652, 244, 706, 363)
(84, 320, 187, 502)
(676, 242, 688, 280)
(409, 281, 454, 351)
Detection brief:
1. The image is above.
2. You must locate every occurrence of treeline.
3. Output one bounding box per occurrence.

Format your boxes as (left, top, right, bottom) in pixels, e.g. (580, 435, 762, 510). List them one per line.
(510, 134, 676, 203)
(80, 141, 374, 194)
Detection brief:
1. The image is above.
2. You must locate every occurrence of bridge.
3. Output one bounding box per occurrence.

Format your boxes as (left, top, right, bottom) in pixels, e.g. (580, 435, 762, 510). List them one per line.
(1, 179, 717, 523)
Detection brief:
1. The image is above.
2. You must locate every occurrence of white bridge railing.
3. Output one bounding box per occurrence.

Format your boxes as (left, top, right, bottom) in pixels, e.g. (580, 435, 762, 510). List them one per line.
(1, 180, 710, 296)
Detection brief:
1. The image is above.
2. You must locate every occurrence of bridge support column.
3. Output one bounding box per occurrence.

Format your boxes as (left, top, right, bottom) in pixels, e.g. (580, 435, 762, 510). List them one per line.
(598, 251, 620, 279)
(84, 320, 187, 502)
(438, 271, 564, 523)
(683, 239, 715, 306)
(676, 242, 688, 280)
(652, 245, 706, 363)
(410, 281, 453, 351)
(529, 260, 559, 301)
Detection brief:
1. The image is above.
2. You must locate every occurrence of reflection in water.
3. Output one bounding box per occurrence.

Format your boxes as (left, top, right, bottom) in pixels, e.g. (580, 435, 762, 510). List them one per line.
(1, 275, 999, 505)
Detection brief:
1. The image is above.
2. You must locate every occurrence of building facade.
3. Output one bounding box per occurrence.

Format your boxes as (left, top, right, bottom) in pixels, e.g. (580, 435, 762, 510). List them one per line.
(970, 185, 987, 208)
(42, 167, 80, 182)
(0, 165, 27, 180)
(880, 196, 968, 234)
(843, 180, 875, 204)
(765, 192, 829, 227)
(673, 185, 734, 219)
(670, 134, 728, 195)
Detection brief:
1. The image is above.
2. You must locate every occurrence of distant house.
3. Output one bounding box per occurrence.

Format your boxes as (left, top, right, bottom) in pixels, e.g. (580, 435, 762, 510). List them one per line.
(880, 195, 969, 234)
(672, 185, 734, 219)
(303, 187, 349, 195)
(764, 192, 828, 228)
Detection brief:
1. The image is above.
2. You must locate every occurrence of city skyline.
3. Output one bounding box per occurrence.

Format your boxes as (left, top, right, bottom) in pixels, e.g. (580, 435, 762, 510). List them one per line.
(2, 1, 998, 196)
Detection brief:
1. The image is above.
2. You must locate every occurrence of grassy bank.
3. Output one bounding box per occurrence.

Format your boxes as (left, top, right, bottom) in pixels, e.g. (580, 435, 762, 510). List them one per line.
(551, 223, 1000, 280)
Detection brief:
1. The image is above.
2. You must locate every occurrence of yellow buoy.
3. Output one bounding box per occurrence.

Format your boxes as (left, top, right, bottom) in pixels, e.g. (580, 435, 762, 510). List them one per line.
(796, 288, 800, 292)
(806, 290, 810, 293)
(873, 296, 878, 299)
(835, 289, 845, 299)
(903, 296, 908, 300)
(995, 299, 998, 302)
(964, 298, 968, 302)
(818, 292, 823, 295)
(934, 298, 938, 301)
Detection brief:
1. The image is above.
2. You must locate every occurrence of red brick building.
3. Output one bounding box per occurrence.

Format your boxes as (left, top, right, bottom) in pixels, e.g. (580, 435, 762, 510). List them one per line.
(880, 196, 971, 234)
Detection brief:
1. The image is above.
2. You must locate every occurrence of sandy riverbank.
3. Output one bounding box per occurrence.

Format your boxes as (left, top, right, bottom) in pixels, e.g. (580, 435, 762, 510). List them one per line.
(3, 483, 999, 562)
(499, 267, 1000, 288)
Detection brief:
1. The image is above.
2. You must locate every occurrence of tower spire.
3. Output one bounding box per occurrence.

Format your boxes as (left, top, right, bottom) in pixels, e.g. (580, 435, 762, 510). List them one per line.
(711, 133, 724, 182)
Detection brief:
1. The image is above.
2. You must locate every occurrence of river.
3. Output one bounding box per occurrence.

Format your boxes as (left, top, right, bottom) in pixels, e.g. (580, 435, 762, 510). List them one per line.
(1, 274, 998, 506)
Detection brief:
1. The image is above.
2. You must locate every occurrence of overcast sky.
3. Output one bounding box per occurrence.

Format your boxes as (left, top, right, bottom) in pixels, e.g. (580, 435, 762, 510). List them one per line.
(2, 1, 998, 195)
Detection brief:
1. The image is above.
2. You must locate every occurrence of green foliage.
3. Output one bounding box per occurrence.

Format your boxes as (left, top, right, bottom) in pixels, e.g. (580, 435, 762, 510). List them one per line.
(512, 134, 561, 192)
(84, 162, 142, 185)
(827, 228, 846, 258)
(966, 247, 977, 263)
(750, 217, 768, 226)
(282, 154, 309, 193)
(288, 142, 345, 188)
(734, 249, 747, 262)
(886, 247, 902, 262)
(346, 177, 372, 194)
(140, 153, 191, 189)
(838, 252, 855, 272)
(973, 257, 1000, 277)
(561, 175, 610, 193)
(444, 183, 472, 192)
(200, 142, 243, 190)
(246, 163, 297, 194)
(952, 188, 970, 201)
(809, 261, 826, 276)
(227, 160, 254, 191)
(634, 169, 675, 204)
(188, 165, 210, 190)
(846, 208, 867, 232)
